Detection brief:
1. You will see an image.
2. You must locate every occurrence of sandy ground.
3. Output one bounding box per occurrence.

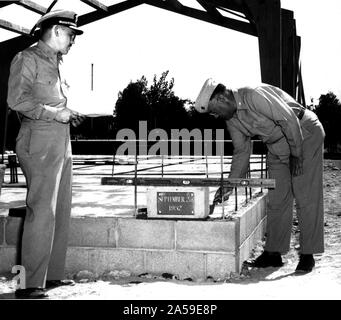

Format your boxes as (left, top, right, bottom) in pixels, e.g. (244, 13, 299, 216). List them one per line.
(0, 158, 340, 300)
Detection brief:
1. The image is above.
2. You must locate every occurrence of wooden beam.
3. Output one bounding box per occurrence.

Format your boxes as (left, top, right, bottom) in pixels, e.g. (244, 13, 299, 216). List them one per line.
(197, 0, 223, 19)
(0, 1, 14, 9)
(295, 35, 305, 106)
(15, 0, 47, 14)
(80, 0, 108, 12)
(46, 0, 58, 12)
(248, 0, 282, 87)
(166, 0, 183, 11)
(205, 0, 244, 14)
(0, 19, 31, 36)
(297, 62, 306, 107)
(281, 9, 295, 97)
(145, 0, 257, 36)
(101, 177, 276, 188)
(78, 0, 144, 26)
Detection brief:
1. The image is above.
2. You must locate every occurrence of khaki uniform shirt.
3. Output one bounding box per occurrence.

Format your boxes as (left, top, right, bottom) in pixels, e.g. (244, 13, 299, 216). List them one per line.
(7, 40, 68, 121)
(227, 84, 304, 178)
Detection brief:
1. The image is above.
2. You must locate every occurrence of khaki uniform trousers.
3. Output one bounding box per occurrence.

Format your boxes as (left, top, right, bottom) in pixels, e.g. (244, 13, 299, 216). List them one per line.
(265, 109, 325, 254)
(16, 119, 72, 288)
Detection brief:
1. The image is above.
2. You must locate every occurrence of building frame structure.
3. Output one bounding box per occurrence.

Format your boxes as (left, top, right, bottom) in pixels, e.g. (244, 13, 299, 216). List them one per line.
(0, 0, 305, 160)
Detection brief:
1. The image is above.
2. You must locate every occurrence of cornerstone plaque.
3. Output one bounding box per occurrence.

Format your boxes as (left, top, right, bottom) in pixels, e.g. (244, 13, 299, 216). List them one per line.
(157, 192, 195, 215)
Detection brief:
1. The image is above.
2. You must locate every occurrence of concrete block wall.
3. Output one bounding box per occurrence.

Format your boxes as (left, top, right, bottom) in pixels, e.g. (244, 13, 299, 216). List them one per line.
(0, 193, 268, 280)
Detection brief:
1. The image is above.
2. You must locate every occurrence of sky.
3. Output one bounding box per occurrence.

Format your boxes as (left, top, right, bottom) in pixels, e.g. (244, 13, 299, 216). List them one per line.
(1, 0, 341, 111)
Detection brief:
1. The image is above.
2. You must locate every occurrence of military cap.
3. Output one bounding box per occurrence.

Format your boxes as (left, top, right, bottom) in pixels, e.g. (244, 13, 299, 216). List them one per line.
(194, 78, 219, 113)
(35, 9, 83, 35)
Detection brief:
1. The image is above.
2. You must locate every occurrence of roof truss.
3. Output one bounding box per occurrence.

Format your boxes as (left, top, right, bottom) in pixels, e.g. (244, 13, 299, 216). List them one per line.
(0, 0, 258, 37)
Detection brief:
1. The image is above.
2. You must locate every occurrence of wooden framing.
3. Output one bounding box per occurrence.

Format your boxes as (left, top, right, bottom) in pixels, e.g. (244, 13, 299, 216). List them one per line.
(0, 19, 31, 36)
(16, 0, 47, 14)
(145, 0, 257, 36)
(0, 0, 305, 159)
(80, 0, 108, 12)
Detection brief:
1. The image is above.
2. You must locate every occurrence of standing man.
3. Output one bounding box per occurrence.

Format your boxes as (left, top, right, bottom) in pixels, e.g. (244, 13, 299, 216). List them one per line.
(195, 79, 325, 273)
(7, 10, 85, 298)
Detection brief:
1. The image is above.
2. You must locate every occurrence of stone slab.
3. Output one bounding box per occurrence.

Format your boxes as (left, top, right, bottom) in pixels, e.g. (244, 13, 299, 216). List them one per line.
(206, 253, 237, 278)
(145, 250, 206, 280)
(117, 218, 175, 249)
(176, 220, 236, 252)
(68, 217, 117, 247)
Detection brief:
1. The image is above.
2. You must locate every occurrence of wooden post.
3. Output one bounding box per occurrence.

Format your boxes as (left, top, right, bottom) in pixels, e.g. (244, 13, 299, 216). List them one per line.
(281, 9, 296, 97)
(248, 0, 282, 88)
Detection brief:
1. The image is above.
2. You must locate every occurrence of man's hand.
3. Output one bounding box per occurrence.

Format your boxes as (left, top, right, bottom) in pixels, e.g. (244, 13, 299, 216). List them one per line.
(290, 156, 303, 177)
(55, 108, 73, 124)
(213, 187, 233, 204)
(70, 112, 86, 127)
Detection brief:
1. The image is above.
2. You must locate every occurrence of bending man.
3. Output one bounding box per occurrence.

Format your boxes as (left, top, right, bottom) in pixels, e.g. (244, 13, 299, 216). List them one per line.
(195, 79, 325, 273)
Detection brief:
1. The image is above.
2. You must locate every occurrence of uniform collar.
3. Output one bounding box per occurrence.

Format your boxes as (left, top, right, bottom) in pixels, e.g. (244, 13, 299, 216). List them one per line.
(37, 40, 62, 64)
(232, 88, 246, 110)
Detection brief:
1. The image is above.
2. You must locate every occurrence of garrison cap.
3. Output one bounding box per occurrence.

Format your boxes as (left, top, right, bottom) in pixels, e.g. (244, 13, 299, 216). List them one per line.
(35, 9, 83, 35)
(194, 78, 219, 113)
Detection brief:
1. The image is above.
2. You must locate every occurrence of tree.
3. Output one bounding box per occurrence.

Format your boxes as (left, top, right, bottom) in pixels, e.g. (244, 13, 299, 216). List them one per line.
(113, 71, 192, 134)
(315, 92, 341, 154)
(146, 71, 190, 131)
(113, 76, 149, 133)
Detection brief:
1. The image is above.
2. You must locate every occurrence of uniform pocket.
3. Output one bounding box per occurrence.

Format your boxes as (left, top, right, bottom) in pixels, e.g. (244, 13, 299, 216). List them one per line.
(15, 127, 30, 155)
(28, 128, 54, 156)
(36, 71, 58, 86)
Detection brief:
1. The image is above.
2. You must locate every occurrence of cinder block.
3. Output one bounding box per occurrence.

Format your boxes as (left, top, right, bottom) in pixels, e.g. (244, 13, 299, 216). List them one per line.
(62, 193, 269, 279)
(145, 251, 205, 280)
(206, 253, 236, 278)
(251, 203, 258, 235)
(66, 247, 89, 273)
(98, 248, 145, 275)
(66, 247, 146, 276)
(68, 217, 117, 247)
(245, 206, 253, 239)
(261, 194, 268, 218)
(117, 219, 175, 249)
(176, 220, 236, 252)
(88, 248, 108, 274)
(0, 247, 16, 273)
(238, 216, 267, 268)
(238, 214, 247, 244)
(5, 217, 24, 246)
(261, 216, 267, 235)
(239, 235, 251, 265)
(254, 201, 262, 226)
(0, 217, 4, 245)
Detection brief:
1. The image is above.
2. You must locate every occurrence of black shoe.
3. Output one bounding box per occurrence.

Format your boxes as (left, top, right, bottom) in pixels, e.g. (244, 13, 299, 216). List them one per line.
(251, 251, 284, 268)
(46, 279, 75, 289)
(295, 254, 315, 273)
(15, 288, 48, 299)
